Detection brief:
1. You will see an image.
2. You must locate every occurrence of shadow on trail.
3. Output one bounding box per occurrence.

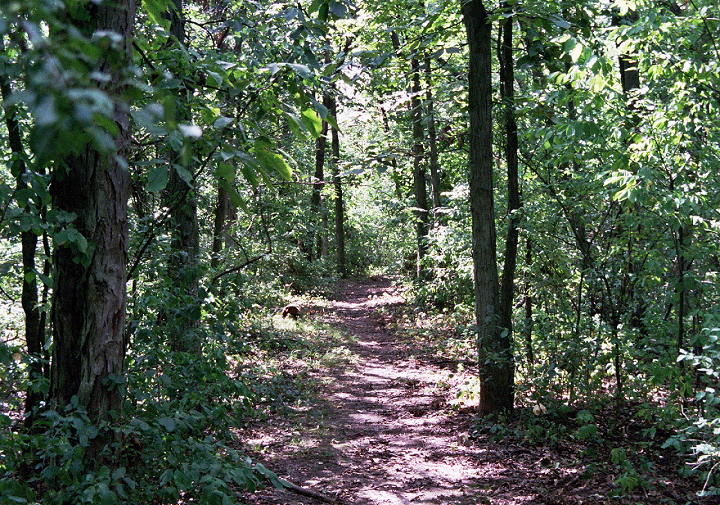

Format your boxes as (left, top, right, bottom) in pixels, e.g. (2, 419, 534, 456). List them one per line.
(238, 276, 537, 505)
(241, 276, 673, 505)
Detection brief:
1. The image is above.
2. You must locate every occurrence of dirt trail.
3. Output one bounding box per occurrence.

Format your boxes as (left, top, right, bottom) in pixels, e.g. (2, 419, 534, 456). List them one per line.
(238, 277, 693, 505)
(239, 277, 528, 505)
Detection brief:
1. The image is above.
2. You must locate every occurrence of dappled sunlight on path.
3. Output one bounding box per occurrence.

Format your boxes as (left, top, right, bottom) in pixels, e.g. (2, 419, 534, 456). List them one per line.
(237, 277, 549, 505)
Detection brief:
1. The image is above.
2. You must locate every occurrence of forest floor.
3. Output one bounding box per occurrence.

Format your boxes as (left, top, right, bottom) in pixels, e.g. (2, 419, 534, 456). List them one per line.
(235, 276, 710, 505)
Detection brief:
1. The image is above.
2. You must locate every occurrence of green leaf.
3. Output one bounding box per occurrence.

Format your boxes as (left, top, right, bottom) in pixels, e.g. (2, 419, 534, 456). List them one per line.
(301, 108, 322, 139)
(200, 106, 221, 125)
(213, 116, 233, 129)
(255, 149, 292, 181)
(241, 164, 259, 189)
(0, 262, 13, 276)
(308, 0, 323, 14)
(569, 41, 583, 62)
(589, 74, 605, 93)
(174, 165, 193, 185)
(284, 112, 308, 141)
(147, 165, 169, 193)
(158, 417, 176, 432)
(93, 113, 120, 138)
(309, 97, 329, 118)
(255, 463, 286, 490)
(287, 63, 313, 80)
(319, 1, 329, 22)
(329, 1, 347, 18)
(548, 14, 571, 29)
(214, 163, 235, 183)
(226, 185, 249, 213)
(207, 70, 223, 87)
(325, 114, 339, 132)
(142, 0, 172, 31)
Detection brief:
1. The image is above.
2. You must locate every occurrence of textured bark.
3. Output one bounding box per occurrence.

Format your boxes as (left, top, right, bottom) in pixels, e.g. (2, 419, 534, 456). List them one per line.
(411, 57, 429, 278)
(49, 0, 135, 430)
(613, 10, 641, 109)
(463, 0, 513, 415)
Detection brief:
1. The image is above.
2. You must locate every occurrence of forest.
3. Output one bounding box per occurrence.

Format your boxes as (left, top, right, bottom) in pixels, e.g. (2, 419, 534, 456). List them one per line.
(0, 0, 719, 503)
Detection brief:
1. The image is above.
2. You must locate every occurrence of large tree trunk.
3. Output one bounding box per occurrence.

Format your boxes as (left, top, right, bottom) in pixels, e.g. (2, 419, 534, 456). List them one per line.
(411, 57, 429, 278)
(463, 0, 513, 415)
(49, 0, 136, 438)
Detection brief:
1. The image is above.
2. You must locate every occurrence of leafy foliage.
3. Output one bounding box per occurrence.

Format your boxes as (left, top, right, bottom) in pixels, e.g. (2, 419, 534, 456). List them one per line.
(1, 0, 720, 500)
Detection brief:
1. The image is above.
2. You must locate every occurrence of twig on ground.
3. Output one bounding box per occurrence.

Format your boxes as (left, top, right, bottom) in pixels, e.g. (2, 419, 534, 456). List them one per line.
(278, 478, 340, 504)
(256, 464, 343, 504)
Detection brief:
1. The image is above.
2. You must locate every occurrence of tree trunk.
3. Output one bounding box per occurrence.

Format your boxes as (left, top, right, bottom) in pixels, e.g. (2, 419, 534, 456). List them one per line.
(321, 196, 329, 258)
(0, 46, 47, 427)
(211, 184, 232, 270)
(411, 57, 429, 278)
(166, 0, 201, 354)
(49, 0, 136, 439)
(310, 97, 330, 261)
(524, 238, 534, 367)
(463, 0, 513, 415)
(424, 57, 441, 215)
(328, 94, 347, 278)
(498, 9, 520, 357)
(380, 107, 403, 200)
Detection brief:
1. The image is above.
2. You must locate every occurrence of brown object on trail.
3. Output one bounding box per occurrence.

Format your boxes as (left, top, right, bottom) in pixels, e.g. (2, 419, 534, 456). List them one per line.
(282, 304, 301, 319)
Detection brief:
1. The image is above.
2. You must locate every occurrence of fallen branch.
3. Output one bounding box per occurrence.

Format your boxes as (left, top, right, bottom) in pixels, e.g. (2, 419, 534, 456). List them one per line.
(255, 463, 340, 504)
(278, 478, 338, 504)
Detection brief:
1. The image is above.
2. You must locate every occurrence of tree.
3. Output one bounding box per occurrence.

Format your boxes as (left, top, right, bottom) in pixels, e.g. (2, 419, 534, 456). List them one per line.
(462, 0, 513, 414)
(498, 4, 520, 360)
(48, 0, 136, 440)
(411, 56, 430, 278)
(424, 56, 442, 215)
(165, 0, 202, 355)
(310, 94, 331, 261)
(328, 93, 347, 278)
(0, 37, 49, 427)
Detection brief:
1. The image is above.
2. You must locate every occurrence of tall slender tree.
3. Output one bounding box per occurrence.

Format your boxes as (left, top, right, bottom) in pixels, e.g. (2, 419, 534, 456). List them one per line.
(462, 0, 513, 414)
(166, 0, 201, 354)
(424, 57, 442, 215)
(328, 93, 347, 278)
(310, 95, 331, 261)
(411, 56, 429, 278)
(0, 38, 48, 427)
(498, 5, 519, 382)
